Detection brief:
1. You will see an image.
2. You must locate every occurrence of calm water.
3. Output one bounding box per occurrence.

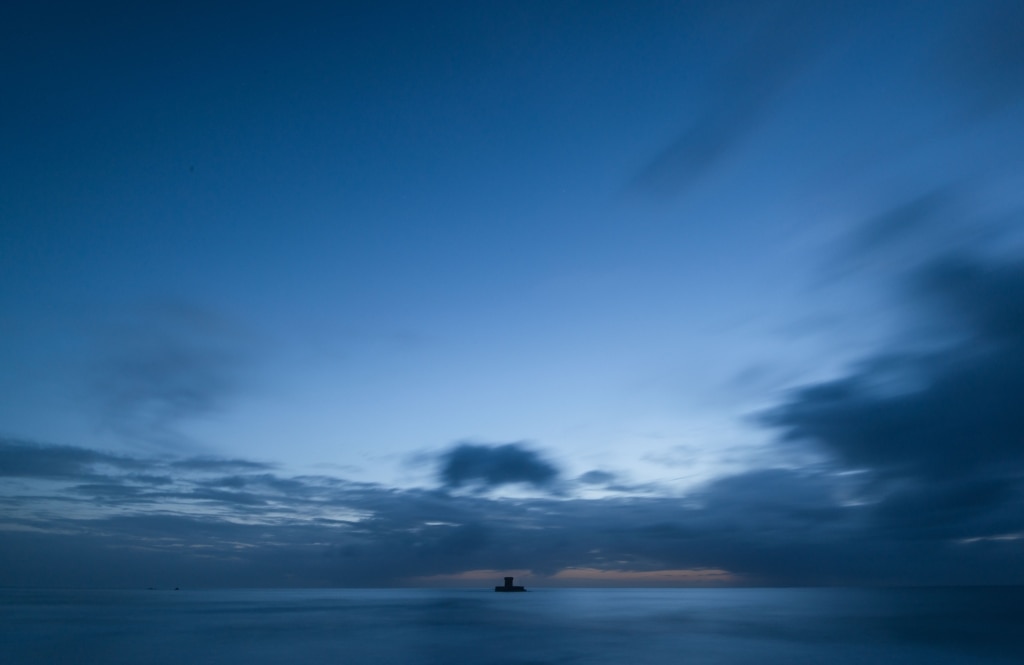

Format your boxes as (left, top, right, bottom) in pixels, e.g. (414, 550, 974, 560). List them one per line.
(3, 587, 1023, 664)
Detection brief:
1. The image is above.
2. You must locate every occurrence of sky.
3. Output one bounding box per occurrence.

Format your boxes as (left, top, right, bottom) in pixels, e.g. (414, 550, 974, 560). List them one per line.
(2, 0, 1024, 588)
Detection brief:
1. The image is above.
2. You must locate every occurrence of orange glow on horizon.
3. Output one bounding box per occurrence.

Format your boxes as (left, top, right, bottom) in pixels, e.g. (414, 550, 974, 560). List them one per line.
(550, 567, 736, 586)
(409, 567, 737, 587)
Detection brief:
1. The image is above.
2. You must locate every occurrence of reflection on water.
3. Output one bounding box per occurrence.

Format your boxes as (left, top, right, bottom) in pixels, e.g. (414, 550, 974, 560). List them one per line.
(3, 588, 1023, 664)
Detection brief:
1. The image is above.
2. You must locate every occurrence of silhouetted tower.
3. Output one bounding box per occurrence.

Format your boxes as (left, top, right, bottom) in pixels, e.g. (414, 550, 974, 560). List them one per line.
(494, 576, 526, 592)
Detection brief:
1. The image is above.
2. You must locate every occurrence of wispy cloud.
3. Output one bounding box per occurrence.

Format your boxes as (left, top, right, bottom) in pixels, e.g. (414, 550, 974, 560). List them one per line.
(933, 0, 1024, 117)
(87, 300, 254, 450)
(630, 3, 838, 195)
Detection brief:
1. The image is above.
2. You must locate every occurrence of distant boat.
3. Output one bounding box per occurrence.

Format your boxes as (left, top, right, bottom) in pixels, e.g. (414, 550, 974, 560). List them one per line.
(494, 576, 526, 592)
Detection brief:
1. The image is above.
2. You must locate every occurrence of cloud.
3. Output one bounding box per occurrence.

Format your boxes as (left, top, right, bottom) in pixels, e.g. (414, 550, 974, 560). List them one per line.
(631, 3, 836, 195)
(171, 457, 276, 472)
(577, 470, 616, 485)
(759, 236, 1024, 563)
(436, 442, 560, 490)
(5, 434, 1024, 589)
(0, 438, 143, 479)
(918, 255, 1024, 344)
(841, 189, 962, 269)
(9, 253, 1024, 592)
(766, 253, 1024, 478)
(88, 300, 253, 449)
(7, 239, 1024, 588)
(934, 0, 1024, 116)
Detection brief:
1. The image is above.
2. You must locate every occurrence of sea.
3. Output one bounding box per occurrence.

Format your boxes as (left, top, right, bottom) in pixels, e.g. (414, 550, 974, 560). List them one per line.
(3, 587, 1023, 664)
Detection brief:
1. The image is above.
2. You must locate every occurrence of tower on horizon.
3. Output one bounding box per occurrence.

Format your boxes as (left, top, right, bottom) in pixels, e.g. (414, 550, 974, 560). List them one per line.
(494, 576, 526, 592)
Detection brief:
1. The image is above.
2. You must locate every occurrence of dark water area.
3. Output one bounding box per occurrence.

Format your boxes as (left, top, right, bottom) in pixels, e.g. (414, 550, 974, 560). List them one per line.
(3, 587, 1023, 664)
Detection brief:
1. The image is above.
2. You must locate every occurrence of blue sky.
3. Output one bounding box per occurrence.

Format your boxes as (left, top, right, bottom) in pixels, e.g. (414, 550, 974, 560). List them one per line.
(3, 1, 1024, 587)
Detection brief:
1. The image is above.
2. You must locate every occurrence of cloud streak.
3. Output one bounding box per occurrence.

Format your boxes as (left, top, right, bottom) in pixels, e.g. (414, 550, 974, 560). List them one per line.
(631, 2, 837, 195)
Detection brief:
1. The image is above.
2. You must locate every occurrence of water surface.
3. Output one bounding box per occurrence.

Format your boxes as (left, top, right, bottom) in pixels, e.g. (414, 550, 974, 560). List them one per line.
(3, 587, 1022, 664)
